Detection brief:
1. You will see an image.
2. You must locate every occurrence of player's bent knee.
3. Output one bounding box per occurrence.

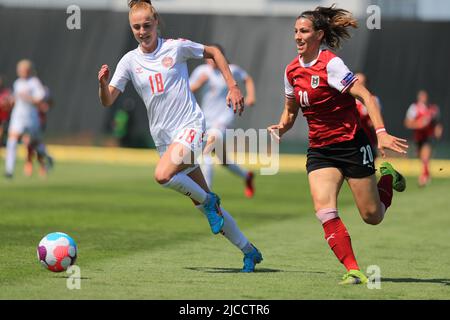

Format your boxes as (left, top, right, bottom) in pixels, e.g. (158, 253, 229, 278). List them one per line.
(154, 168, 174, 185)
(361, 210, 383, 225)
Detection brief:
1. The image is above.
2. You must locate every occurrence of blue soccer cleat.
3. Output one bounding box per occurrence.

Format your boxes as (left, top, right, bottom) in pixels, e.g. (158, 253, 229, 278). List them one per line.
(203, 193, 224, 234)
(242, 245, 263, 273)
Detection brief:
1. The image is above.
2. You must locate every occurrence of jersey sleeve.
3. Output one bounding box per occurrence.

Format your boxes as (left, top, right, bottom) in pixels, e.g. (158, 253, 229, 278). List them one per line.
(284, 67, 295, 100)
(30, 78, 46, 101)
(326, 57, 357, 93)
(177, 39, 205, 62)
(189, 64, 208, 84)
(231, 65, 249, 83)
(406, 104, 417, 120)
(110, 54, 131, 93)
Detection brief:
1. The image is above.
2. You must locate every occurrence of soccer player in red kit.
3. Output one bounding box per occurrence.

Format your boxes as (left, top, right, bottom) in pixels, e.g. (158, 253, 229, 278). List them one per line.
(268, 5, 409, 284)
(404, 90, 443, 187)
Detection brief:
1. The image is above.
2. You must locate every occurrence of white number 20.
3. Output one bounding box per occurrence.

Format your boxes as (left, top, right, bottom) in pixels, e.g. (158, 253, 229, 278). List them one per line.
(298, 90, 310, 107)
(360, 145, 374, 165)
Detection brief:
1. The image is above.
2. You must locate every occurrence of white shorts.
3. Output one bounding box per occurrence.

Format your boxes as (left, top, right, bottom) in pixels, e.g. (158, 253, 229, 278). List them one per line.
(8, 117, 41, 141)
(156, 127, 206, 175)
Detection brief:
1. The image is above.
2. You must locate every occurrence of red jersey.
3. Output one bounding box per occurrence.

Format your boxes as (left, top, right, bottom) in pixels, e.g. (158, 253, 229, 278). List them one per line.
(406, 102, 440, 142)
(284, 49, 359, 148)
(0, 88, 12, 122)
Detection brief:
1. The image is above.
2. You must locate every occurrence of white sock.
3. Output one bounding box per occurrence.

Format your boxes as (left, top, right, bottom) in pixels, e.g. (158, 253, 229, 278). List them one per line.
(224, 161, 248, 179)
(196, 204, 252, 253)
(5, 138, 18, 175)
(201, 154, 214, 189)
(162, 172, 208, 203)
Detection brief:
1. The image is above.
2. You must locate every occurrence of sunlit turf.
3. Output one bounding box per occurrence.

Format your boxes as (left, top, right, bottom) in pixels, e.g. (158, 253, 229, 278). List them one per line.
(1, 160, 449, 299)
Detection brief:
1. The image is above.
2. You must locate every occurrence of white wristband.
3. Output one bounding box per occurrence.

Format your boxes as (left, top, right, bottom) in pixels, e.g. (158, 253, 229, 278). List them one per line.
(375, 127, 387, 135)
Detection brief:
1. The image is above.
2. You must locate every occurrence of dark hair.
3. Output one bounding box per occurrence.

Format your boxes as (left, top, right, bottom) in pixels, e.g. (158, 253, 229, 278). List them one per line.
(128, 0, 152, 8)
(298, 4, 358, 49)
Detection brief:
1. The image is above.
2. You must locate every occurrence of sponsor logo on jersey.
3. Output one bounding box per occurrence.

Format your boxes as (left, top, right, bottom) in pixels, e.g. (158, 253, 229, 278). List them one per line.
(135, 67, 143, 74)
(162, 56, 174, 68)
(311, 75, 320, 89)
(341, 72, 355, 87)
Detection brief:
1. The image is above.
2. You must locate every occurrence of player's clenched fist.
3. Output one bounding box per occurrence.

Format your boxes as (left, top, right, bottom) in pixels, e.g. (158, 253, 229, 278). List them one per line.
(98, 64, 110, 85)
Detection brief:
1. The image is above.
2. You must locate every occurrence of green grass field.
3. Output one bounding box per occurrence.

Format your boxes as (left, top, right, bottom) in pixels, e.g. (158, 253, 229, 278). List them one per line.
(1, 159, 449, 299)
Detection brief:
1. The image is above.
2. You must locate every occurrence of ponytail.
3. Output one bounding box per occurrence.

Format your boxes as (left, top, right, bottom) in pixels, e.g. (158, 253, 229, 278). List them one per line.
(298, 4, 358, 49)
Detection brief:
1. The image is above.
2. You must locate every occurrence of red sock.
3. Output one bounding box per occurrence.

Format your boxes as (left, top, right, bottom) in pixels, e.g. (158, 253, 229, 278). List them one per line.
(423, 160, 430, 177)
(377, 174, 393, 209)
(322, 217, 359, 271)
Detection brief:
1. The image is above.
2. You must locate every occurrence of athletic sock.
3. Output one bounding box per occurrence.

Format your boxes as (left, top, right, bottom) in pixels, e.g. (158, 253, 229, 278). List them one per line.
(5, 138, 18, 175)
(201, 154, 214, 189)
(377, 174, 393, 210)
(322, 217, 359, 271)
(162, 172, 207, 203)
(196, 205, 252, 253)
(423, 160, 430, 178)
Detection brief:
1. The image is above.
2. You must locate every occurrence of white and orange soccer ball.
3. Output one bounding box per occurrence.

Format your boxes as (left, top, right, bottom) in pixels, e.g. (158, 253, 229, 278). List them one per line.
(37, 232, 77, 272)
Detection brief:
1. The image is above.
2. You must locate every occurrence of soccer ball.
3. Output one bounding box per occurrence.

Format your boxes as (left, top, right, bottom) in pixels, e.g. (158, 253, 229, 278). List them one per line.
(37, 232, 77, 272)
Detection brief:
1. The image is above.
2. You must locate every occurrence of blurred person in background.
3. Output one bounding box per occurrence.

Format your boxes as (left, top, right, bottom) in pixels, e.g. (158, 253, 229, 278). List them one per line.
(98, 0, 262, 272)
(354, 73, 382, 158)
(268, 5, 408, 285)
(4, 59, 47, 179)
(190, 44, 256, 197)
(26, 85, 54, 174)
(0, 75, 14, 147)
(404, 90, 443, 187)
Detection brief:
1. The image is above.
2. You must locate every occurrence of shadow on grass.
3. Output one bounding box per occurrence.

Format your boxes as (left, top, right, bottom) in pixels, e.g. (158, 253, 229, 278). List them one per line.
(185, 267, 281, 273)
(382, 278, 450, 286)
(55, 276, 90, 280)
(185, 267, 326, 274)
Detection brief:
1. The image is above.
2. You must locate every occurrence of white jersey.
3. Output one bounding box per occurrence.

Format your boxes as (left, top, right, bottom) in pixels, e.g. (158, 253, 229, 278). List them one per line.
(9, 76, 45, 134)
(110, 38, 205, 147)
(189, 64, 248, 129)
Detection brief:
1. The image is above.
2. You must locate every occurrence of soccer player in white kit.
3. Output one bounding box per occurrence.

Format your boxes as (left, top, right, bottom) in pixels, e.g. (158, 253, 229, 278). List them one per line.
(4, 59, 46, 179)
(98, 0, 262, 272)
(190, 45, 257, 197)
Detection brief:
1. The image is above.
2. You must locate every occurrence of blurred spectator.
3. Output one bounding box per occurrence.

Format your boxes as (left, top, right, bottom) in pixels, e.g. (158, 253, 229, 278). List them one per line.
(189, 44, 256, 196)
(404, 90, 443, 187)
(0, 75, 14, 146)
(4, 59, 46, 179)
(27, 85, 54, 173)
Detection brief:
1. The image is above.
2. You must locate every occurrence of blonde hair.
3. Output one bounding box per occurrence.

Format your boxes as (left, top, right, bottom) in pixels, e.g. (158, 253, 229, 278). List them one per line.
(17, 59, 36, 76)
(128, 0, 159, 20)
(298, 4, 358, 49)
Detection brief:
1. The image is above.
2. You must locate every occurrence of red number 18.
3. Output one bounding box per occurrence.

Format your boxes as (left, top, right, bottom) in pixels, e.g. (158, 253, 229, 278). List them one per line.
(149, 73, 164, 94)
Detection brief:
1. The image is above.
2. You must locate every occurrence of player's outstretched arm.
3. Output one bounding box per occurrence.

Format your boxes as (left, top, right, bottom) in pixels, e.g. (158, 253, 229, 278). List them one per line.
(203, 45, 244, 115)
(267, 97, 299, 141)
(349, 81, 408, 157)
(98, 64, 120, 107)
